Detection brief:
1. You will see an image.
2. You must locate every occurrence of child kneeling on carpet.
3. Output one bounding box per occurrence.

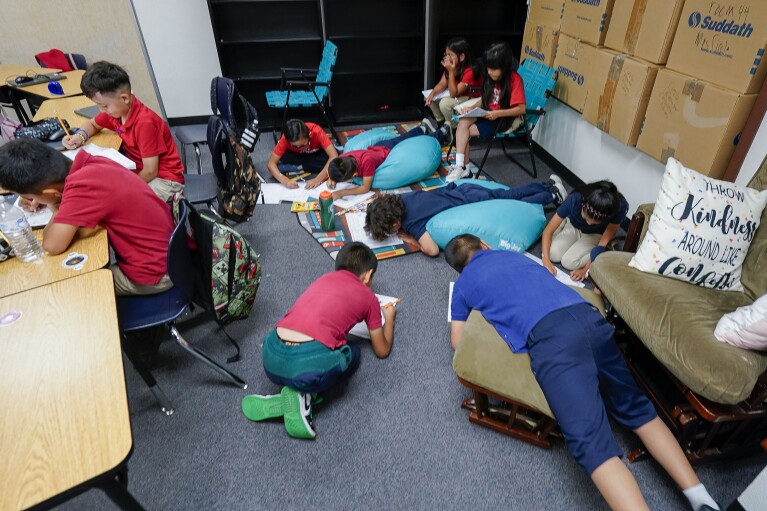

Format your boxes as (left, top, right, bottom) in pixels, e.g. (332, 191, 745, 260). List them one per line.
(327, 120, 451, 200)
(242, 242, 396, 439)
(445, 233, 720, 511)
(266, 118, 338, 189)
(364, 177, 566, 256)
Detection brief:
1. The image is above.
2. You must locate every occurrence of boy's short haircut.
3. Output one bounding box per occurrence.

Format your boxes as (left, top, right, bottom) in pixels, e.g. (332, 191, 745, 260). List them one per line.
(328, 157, 357, 182)
(80, 61, 131, 98)
(444, 233, 484, 273)
(0, 138, 70, 193)
(364, 194, 405, 241)
(335, 242, 378, 276)
(284, 119, 309, 143)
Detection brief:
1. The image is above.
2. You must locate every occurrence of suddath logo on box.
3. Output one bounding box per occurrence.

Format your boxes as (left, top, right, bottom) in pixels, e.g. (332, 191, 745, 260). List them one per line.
(524, 46, 547, 61)
(687, 12, 754, 38)
(557, 65, 585, 85)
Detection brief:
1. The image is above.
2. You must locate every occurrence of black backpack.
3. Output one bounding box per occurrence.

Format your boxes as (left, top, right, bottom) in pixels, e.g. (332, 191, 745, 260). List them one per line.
(207, 77, 261, 222)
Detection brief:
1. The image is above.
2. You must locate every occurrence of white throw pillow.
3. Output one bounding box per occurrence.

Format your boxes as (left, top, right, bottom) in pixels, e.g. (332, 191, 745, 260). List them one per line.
(715, 295, 767, 351)
(629, 158, 767, 291)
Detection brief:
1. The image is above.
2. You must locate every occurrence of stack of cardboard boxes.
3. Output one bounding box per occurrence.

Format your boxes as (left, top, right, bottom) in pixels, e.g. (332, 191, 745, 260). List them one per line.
(532, 0, 767, 179)
(522, 0, 564, 68)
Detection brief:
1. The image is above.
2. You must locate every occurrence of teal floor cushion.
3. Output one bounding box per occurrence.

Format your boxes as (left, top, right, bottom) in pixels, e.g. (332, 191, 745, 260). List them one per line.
(372, 136, 442, 190)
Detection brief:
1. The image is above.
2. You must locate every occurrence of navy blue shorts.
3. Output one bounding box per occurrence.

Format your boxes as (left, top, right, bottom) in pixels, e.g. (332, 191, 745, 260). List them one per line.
(474, 118, 500, 140)
(527, 303, 657, 476)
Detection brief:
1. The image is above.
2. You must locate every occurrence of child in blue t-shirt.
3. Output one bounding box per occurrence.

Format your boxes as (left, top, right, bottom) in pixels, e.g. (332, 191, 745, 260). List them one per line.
(445, 234, 720, 511)
(541, 180, 628, 281)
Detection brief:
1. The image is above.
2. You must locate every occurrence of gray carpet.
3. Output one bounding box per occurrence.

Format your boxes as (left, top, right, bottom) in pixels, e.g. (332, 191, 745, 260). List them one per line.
(60, 124, 765, 510)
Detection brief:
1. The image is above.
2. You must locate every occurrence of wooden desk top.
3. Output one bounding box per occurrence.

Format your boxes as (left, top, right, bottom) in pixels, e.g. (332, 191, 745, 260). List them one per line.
(0, 228, 110, 299)
(20, 70, 85, 99)
(33, 96, 122, 151)
(0, 270, 132, 511)
(0, 65, 61, 86)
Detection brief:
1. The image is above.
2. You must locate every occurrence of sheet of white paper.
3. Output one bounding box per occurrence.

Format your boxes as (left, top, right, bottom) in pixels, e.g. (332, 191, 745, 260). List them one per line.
(458, 107, 490, 119)
(422, 88, 450, 101)
(348, 294, 399, 339)
(14, 197, 52, 228)
(333, 191, 374, 210)
(345, 211, 402, 249)
(261, 181, 356, 204)
(523, 252, 585, 288)
(447, 281, 455, 322)
(63, 144, 137, 170)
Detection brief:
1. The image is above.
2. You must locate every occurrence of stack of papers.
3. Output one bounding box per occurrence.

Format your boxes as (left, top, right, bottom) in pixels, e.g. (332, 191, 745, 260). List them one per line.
(348, 294, 400, 339)
(457, 107, 490, 118)
(422, 88, 450, 101)
(63, 144, 136, 170)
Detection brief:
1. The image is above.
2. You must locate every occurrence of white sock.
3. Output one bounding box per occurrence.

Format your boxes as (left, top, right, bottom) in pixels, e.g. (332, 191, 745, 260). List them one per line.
(455, 153, 465, 168)
(683, 483, 719, 511)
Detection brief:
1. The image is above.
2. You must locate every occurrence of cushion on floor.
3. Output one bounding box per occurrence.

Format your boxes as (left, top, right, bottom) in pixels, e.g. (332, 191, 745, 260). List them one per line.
(372, 136, 442, 190)
(343, 128, 398, 152)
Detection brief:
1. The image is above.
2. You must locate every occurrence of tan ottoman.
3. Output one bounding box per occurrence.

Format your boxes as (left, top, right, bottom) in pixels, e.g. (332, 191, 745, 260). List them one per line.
(452, 287, 606, 447)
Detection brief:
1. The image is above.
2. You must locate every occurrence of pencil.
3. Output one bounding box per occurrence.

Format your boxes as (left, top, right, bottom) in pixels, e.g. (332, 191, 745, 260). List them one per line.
(54, 112, 72, 138)
(383, 299, 401, 309)
(289, 172, 311, 182)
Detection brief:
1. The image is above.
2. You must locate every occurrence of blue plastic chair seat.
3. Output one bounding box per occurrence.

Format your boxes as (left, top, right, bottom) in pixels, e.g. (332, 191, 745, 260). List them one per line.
(116, 286, 188, 331)
(175, 125, 208, 145)
(265, 90, 321, 108)
(184, 173, 218, 205)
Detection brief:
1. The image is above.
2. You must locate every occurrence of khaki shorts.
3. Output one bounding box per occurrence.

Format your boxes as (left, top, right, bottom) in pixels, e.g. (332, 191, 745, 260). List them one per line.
(110, 265, 173, 296)
(148, 178, 184, 202)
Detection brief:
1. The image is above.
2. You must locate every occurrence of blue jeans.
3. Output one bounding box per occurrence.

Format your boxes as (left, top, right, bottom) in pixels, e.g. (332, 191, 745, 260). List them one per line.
(373, 126, 445, 150)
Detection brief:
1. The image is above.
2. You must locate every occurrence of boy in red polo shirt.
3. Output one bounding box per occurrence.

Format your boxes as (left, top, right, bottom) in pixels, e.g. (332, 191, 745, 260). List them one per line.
(0, 138, 174, 296)
(62, 61, 185, 202)
(266, 118, 338, 189)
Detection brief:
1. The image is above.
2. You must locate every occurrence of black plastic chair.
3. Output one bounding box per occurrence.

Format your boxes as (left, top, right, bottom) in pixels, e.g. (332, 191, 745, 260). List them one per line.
(116, 201, 247, 415)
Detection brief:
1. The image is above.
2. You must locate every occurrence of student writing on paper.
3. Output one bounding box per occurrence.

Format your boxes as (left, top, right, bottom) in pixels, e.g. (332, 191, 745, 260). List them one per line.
(445, 234, 721, 511)
(266, 119, 338, 190)
(241, 243, 397, 440)
(364, 179, 566, 256)
(447, 42, 526, 182)
(61, 62, 185, 202)
(424, 37, 482, 129)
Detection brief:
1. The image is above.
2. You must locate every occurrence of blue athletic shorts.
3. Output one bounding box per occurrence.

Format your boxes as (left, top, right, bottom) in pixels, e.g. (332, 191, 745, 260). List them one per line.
(475, 118, 500, 139)
(527, 303, 657, 476)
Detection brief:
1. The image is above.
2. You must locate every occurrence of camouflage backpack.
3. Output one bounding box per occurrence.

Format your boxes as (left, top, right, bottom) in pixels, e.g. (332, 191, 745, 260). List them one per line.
(173, 197, 261, 361)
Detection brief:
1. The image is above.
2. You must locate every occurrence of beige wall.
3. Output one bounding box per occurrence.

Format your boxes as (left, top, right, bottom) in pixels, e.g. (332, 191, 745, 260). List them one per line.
(0, 0, 162, 115)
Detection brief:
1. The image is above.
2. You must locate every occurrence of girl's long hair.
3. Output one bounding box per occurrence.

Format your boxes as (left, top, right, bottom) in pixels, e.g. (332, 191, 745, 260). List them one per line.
(446, 37, 480, 82)
(481, 41, 515, 109)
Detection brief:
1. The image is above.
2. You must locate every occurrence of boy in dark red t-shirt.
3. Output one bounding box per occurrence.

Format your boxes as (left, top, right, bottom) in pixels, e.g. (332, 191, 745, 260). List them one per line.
(241, 242, 397, 440)
(0, 138, 174, 296)
(266, 119, 338, 189)
(62, 61, 185, 202)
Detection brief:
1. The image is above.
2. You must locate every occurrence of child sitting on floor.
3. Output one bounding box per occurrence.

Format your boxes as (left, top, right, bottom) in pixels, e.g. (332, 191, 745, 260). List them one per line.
(364, 177, 566, 256)
(62, 61, 185, 202)
(266, 118, 338, 189)
(242, 242, 397, 440)
(445, 233, 720, 511)
(327, 120, 451, 200)
(541, 180, 628, 282)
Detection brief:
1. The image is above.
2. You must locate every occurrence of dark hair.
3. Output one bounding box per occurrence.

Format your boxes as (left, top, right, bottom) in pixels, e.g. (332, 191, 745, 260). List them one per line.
(0, 138, 71, 193)
(445, 37, 480, 82)
(365, 194, 406, 241)
(335, 242, 378, 276)
(444, 234, 484, 273)
(80, 61, 131, 98)
(578, 180, 621, 223)
(328, 157, 357, 182)
(481, 42, 516, 110)
(284, 119, 309, 143)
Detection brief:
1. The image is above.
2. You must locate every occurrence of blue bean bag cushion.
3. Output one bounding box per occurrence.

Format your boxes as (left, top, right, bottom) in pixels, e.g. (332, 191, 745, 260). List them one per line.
(426, 180, 547, 252)
(343, 128, 398, 152)
(372, 136, 442, 190)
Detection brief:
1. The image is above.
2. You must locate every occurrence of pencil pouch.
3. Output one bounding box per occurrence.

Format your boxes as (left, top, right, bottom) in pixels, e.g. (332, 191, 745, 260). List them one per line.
(14, 117, 70, 141)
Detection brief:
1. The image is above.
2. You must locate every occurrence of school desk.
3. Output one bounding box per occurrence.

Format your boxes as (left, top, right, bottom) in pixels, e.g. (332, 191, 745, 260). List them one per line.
(0, 270, 145, 511)
(19, 69, 85, 100)
(0, 64, 63, 125)
(33, 96, 122, 151)
(0, 228, 109, 299)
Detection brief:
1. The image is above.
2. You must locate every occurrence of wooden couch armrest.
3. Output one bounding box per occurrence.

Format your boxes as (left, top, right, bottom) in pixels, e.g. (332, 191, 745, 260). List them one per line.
(622, 203, 655, 252)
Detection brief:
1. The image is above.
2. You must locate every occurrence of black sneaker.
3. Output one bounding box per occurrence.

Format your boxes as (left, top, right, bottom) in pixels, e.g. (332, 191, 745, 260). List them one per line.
(438, 123, 453, 147)
(421, 117, 438, 134)
(549, 174, 567, 206)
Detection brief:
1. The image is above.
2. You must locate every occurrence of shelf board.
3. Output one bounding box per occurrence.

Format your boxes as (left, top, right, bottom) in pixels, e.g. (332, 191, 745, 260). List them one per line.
(232, 74, 283, 82)
(335, 66, 422, 76)
(333, 106, 422, 125)
(219, 35, 322, 45)
(440, 30, 523, 37)
(211, 0, 317, 4)
(328, 33, 423, 40)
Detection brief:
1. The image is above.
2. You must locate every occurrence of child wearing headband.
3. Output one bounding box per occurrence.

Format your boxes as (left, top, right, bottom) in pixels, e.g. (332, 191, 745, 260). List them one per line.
(541, 180, 628, 282)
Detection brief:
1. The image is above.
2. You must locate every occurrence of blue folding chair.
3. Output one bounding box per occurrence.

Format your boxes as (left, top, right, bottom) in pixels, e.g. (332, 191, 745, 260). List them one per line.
(451, 59, 558, 179)
(265, 40, 339, 143)
(117, 201, 247, 415)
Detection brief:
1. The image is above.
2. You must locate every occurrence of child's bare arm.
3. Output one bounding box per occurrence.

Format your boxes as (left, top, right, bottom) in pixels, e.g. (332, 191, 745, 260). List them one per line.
(331, 176, 372, 200)
(42, 221, 78, 255)
(450, 320, 466, 350)
(417, 232, 440, 257)
(266, 151, 299, 189)
(369, 306, 397, 358)
(541, 214, 563, 275)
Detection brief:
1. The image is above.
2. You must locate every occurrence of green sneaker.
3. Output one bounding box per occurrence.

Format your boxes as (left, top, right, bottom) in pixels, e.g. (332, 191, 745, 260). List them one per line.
(242, 393, 283, 421)
(281, 386, 316, 439)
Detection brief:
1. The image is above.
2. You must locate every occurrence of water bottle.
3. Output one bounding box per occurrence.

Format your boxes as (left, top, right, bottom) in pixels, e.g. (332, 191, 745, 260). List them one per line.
(319, 191, 335, 231)
(0, 196, 43, 262)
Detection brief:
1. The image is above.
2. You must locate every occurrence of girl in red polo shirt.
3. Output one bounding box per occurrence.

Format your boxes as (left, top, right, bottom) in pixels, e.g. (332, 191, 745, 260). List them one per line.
(447, 42, 526, 182)
(424, 37, 482, 129)
(266, 119, 339, 189)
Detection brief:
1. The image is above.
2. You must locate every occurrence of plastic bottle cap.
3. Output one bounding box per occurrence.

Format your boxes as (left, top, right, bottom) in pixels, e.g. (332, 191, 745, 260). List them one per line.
(319, 191, 332, 199)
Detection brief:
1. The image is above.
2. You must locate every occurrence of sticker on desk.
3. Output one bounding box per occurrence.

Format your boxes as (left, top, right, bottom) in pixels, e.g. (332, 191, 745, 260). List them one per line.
(0, 310, 22, 327)
(62, 252, 88, 270)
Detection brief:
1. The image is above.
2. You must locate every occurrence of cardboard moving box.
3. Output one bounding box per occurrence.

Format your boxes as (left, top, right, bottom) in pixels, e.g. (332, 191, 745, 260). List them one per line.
(604, 0, 685, 64)
(582, 49, 659, 146)
(636, 68, 757, 179)
(561, 0, 616, 46)
(529, 0, 565, 30)
(666, 0, 767, 94)
(553, 34, 597, 112)
(521, 22, 560, 67)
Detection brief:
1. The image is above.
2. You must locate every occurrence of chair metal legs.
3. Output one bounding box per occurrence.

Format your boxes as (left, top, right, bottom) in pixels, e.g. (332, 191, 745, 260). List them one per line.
(169, 325, 248, 389)
(501, 130, 538, 178)
(121, 334, 174, 415)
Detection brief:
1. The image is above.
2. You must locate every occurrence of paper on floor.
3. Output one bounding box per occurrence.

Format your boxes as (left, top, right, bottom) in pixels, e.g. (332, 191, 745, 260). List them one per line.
(349, 294, 400, 339)
(345, 211, 401, 249)
(523, 252, 585, 288)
